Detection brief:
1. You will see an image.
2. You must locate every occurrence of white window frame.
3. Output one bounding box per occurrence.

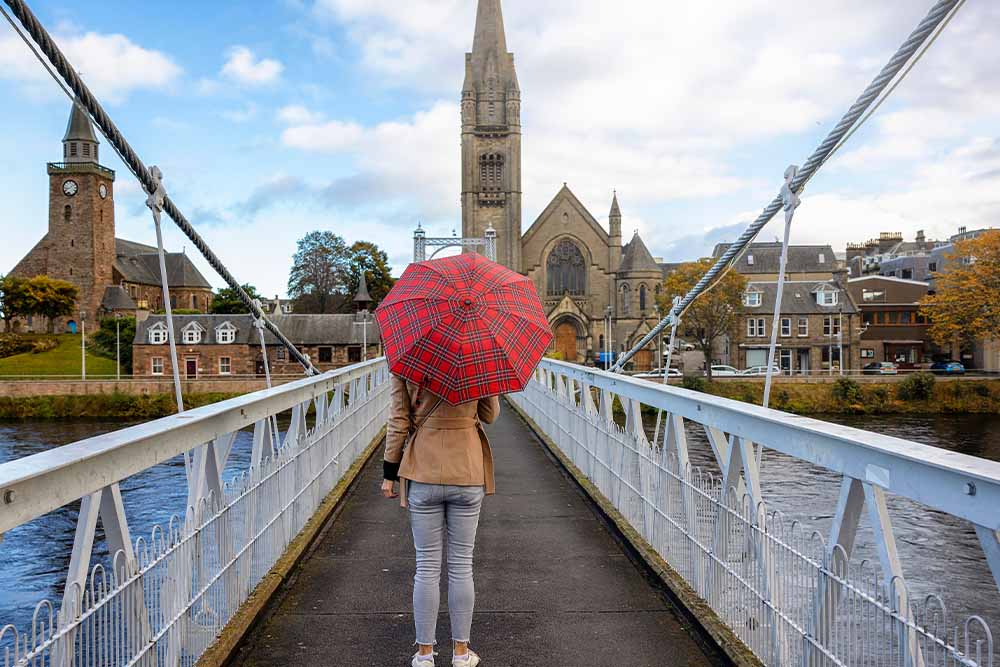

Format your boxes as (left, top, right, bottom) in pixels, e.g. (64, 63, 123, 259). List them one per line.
(148, 323, 168, 345)
(816, 289, 839, 307)
(219, 356, 232, 375)
(780, 318, 791, 337)
(181, 322, 204, 345)
(797, 317, 808, 337)
(215, 322, 237, 345)
(743, 289, 762, 307)
(151, 357, 164, 375)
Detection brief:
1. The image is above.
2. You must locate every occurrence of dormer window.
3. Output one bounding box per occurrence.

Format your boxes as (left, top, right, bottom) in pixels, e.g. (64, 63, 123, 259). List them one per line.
(814, 285, 839, 306)
(181, 322, 205, 344)
(743, 287, 763, 307)
(148, 322, 168, 345)
(819, 253, 826, 263)
(215, 321, 237, 344)
(747, 254, 754, 266)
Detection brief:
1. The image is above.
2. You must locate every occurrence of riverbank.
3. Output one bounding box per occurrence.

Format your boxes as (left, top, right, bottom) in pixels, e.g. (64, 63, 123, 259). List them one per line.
(0, 392, 242, 419)
(681, 376, 1000, 414)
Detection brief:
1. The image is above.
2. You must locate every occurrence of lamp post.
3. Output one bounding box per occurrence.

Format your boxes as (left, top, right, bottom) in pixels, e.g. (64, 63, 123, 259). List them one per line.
(604, 306, 613, 371)
(115, 313, 121, 381)
(654, 305, 663, 372)
(80, 310, 86, 381)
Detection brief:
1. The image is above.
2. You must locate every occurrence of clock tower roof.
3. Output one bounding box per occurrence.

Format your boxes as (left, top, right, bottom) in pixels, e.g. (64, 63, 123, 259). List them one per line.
(63, 101, 99, 144)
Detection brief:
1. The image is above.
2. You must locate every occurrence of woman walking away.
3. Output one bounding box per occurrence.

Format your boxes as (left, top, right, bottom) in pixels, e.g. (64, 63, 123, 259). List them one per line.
(382, 377, 499, 667)
(373, 253, 553, 667)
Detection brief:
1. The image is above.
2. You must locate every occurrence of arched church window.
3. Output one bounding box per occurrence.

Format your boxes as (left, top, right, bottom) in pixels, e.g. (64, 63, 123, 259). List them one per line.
(620, 284, 631, 316)
(479, 153, 504, 192)
(546, 239, 586, 296)
(64, 205, 71, 224)
(639, 285, 648, 312)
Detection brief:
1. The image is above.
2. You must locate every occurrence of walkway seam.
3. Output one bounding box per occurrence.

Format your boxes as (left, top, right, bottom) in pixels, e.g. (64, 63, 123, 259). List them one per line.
(195, 426, 386, 667)
(506, 399, 764, 667)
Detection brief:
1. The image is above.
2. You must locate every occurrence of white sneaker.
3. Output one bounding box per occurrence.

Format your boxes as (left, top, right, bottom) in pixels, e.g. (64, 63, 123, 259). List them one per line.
(452, 650, 480, 667)
(412, 651, 436, 667)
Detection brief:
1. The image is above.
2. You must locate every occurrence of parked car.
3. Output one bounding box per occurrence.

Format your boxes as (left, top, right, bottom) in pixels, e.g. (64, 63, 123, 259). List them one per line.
(740, 366, 783, 377)
(634, 368, 683, 379)
(930, 360, 965, 375)
(863, 362, 898, 375)
(703, 365, 740, 377)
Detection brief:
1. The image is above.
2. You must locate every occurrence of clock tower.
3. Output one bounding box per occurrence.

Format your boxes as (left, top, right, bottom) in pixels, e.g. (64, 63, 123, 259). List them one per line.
(44, 100, 116, 326)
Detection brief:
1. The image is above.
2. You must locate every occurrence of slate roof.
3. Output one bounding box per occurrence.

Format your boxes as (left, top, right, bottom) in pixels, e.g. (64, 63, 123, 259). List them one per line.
(743, 281, 858, 315)
(712, 242, 839, 275)
(101, 286, 137, 311)
(135, 314, 381, 346)
(114, 238, 212, 289)
(619, 233, 661, 273)
(63, 101, 99, 143)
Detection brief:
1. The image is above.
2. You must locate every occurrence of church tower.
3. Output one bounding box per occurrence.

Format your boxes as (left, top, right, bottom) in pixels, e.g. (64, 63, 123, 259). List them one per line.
(47, 101, 116, 324)
(461, 0, 522, 271)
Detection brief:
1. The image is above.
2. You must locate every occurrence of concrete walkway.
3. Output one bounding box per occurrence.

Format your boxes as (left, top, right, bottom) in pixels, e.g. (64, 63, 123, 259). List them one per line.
(232, 404, 718, 667)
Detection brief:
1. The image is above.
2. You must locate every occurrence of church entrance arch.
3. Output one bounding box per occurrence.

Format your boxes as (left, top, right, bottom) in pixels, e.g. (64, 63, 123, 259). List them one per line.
(67, 320, 77, 334)
(551, 316, 583, 363)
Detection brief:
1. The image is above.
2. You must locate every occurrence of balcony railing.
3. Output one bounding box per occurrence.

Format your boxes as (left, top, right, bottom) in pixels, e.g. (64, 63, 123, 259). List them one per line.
(47, 161, 116, 178)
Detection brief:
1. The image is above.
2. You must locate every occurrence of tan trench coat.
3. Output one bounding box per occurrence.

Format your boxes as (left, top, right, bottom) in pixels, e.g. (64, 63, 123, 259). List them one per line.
(383, 375, 500, 507)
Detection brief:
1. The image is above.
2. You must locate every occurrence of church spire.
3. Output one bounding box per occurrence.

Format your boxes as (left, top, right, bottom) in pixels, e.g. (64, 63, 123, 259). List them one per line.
(472, 0, 508, 65)
(609, 191, 622, 247)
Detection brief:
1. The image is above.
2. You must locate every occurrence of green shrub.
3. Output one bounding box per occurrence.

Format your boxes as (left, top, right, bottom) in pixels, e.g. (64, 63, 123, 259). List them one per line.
(832, 377, 862, 403)
(681, 374, 707, 393)
(772, 389, 791, 410)
(972, 383, 991, 398)
(0, 333, 33, 358)
(898, 372, 935, 401)
(30, 338, 58, 354)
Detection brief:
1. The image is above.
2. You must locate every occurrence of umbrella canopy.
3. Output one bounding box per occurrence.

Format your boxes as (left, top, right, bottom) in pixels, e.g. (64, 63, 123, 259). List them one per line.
(375, 253, 552, 405)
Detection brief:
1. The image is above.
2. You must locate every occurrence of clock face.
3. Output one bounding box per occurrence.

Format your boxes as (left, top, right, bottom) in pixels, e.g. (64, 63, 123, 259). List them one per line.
(62, 180, 78, 197)
(99, 184, 108, 199)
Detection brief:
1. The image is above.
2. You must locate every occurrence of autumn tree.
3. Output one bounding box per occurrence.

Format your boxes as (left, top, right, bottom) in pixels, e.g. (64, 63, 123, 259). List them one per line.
(347, 241, 395, 309)
(658, 259, 746, 380)
(920, 230, 1000, 349)
(25, 276, 79, 333)
(287, 231, 352, 314)
(0, 275, 32, 332)
(211, 283, 261, 314)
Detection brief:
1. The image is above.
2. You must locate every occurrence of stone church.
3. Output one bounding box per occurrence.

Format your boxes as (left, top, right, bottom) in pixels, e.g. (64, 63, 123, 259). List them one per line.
(9, 102, 212, 333)
(462, 0, 668, 368)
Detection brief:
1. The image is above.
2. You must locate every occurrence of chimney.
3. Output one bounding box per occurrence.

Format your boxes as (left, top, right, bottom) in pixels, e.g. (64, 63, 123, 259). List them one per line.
(916, 229, 925, 244)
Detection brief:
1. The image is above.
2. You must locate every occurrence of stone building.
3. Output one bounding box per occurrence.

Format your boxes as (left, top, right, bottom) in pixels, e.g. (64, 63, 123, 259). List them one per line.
(133, 314, 381, 378)
(711, 243, 860, 373)
(8, 101, 212, 332)
(460, 1, 667, 368)
(846, 276, 936, 368)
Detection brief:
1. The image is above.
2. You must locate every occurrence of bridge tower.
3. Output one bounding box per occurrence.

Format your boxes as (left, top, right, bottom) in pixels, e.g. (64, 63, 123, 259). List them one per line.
(461, 0, 522, 272)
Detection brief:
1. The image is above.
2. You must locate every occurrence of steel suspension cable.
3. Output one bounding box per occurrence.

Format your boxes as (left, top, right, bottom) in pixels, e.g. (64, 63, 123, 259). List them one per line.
(612, 0, 962, 373)
(2, 0, 317, 375)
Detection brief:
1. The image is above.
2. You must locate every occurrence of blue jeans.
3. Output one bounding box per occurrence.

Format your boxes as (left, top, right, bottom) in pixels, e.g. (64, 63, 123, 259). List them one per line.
(407, 481, 485, 645)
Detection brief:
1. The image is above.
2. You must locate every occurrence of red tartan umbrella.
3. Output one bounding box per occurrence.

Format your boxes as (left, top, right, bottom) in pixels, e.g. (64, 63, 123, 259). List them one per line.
(374, 253, 552, 405)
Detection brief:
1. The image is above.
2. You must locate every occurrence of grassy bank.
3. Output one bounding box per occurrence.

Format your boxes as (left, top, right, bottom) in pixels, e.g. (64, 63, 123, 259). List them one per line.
(0, 334, 116, 376)
(675, 376, 1000, 415)
(0, 392, 242, 419)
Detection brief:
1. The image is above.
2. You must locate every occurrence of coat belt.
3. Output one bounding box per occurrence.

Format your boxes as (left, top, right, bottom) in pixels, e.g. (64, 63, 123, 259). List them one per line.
(422, 416, 478, 429)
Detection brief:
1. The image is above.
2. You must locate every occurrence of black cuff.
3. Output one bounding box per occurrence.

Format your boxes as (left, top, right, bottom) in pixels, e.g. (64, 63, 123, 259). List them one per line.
(383, 460, 400, 481)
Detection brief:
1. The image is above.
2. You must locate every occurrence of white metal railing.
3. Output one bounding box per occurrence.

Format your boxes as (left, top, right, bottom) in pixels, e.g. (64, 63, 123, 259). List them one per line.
(511, 359, 998, 667)
(0, 358, 390, 667)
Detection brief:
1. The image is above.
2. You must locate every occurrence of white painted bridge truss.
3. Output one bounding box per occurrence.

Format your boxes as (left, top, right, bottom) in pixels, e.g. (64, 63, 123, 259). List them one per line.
(0, 359, 390, 667)
(510, 359, 999, 667)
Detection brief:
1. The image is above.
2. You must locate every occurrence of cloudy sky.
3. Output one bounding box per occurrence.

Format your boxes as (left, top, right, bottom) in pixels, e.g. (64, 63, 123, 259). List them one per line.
(0, 0, 997, 297)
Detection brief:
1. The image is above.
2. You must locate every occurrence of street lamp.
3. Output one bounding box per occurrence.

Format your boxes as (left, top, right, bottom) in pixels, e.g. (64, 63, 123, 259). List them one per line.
(604, 306, 613, 371)
(80, 310, 86, 381)
(115, 312, 122, 381)
(654, 304, 663, 372)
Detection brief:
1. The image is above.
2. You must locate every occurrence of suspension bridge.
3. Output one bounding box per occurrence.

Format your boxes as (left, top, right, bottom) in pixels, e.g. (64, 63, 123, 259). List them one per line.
(0, 0, 998, 665)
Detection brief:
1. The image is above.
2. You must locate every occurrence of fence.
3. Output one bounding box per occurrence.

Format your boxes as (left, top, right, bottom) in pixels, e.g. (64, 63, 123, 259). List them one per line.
(0, 358, 390, 667)
(510, 359, 998, 666)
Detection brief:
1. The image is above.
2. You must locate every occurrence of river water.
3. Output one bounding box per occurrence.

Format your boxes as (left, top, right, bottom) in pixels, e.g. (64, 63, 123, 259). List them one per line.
(0, 413, 998, 643)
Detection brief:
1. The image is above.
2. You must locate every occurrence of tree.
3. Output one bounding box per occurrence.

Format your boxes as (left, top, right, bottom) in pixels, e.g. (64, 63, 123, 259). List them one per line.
(91, 316, 137, 373)
(287, 231, 351, 314)
(921, 230, 1000, 349)
(24, 276, 78, 333)
(347, 241, 395, 309)
(211, 283, 261, 314)
(658, 259, 746, 380)
(0, 275, 33, 332)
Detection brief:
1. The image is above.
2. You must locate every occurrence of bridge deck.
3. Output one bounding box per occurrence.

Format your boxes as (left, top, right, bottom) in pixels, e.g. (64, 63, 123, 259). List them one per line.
(231, 404, 717, 666)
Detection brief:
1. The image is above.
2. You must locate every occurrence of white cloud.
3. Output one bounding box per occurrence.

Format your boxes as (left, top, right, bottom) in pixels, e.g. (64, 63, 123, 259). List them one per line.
(277, 104, 325, 125)
(221, 46, 284, 86)
(221, 103, 258, 123)
(0, 29, 181, 103)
